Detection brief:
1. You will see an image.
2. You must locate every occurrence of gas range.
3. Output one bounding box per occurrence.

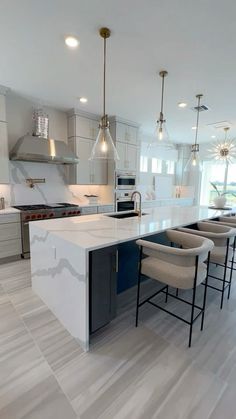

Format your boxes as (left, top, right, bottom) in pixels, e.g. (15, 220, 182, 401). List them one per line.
(13, 203, 81, 258)
(13, 202, 81, 222)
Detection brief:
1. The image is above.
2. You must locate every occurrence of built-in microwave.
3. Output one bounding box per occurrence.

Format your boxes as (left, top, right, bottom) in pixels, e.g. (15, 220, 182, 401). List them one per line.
(116, 172, 136, 190)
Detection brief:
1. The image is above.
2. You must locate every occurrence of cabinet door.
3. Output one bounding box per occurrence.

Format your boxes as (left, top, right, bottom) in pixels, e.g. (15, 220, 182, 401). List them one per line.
(126, 144, 138, 171)
(91, 159, 108, 185)
(68, 137, 92, 184)
(68, 137, 107, 185)
(116, 122, 138, 145)
(89, 245, 117, 333)
(0, 123, 9, 183)
(75, 116, 99, 140)
(115, 141, 127, 171)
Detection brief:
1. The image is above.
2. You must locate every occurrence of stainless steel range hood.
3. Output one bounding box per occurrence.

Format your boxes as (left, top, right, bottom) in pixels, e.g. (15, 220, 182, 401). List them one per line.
(10, 109, 79, 165)
(10, 135, 79, 165)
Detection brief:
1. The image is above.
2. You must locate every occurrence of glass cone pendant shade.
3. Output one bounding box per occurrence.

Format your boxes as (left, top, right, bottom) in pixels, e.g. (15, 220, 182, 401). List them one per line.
(90, 117, 119, 160)
(89, 27, 119, 161)
(184, 144, 202, 172)
(156, 120, 169, 142)
(184, 94, 203, 172)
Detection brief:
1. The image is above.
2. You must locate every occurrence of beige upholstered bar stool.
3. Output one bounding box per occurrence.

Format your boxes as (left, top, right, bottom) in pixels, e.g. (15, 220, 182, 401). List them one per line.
(179, 222, 236, 308)
(136, 230, 213, 347)
(204, 217, 236, 297)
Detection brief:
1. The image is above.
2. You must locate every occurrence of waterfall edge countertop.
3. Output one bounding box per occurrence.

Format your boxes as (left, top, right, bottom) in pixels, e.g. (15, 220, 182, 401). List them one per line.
(29, 205, 235, 351)
(29, 205, 235, 251)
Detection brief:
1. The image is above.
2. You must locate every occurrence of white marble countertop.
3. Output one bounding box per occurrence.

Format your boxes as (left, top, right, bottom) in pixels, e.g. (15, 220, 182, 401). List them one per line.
(30, 205, 234, 252)
(0, 207, 20, 215)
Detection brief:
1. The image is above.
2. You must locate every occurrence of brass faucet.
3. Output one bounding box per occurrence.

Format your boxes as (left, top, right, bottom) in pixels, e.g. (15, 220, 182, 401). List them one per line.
(131, 190, 142, 217)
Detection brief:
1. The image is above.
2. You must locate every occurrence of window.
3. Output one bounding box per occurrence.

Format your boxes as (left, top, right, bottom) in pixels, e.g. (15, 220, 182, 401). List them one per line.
(140, 155, 148, 172)
(200, 161, 226, 205)
(151, 158, 162, 173)
(226, 163, 236, 206)
(166, 160, 175, 175)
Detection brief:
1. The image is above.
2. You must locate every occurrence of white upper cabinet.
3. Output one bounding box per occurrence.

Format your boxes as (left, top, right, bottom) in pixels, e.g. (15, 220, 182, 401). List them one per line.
(116, 142, 138, 172)
(68, 137, 107, 185)
(68, 115, 99, 140)
(67, 110, 107, 185)
(0, 92, 9, 184)
(116, 122, 138, 146)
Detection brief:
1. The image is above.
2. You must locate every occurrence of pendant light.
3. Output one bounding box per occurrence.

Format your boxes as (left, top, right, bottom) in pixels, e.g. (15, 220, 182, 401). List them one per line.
(184, 94, 203, 171)
(156, 70, 169, 142)
(90, 27, 119, 161)
(209, 127, 236, 164)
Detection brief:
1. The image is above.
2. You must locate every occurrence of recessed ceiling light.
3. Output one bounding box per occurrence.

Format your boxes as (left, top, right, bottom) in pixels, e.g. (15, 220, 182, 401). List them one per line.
(178, 102, 187, 108)
(192, 126, 197, 130)
(79, 97, 88, 103)
(65, 35, 80, 48)
(211, 135, 216, 139)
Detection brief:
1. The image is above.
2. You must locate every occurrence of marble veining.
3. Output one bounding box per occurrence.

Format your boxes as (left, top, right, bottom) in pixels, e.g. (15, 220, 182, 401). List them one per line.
(30, 205, 235, 353)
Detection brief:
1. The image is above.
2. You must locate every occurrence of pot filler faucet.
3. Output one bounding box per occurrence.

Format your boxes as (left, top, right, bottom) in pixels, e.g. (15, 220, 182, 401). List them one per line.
(131, 190, 142, 217)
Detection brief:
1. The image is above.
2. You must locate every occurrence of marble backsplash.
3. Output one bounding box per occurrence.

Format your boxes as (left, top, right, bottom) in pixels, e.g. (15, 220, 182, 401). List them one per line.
(0, 162, 113, 207)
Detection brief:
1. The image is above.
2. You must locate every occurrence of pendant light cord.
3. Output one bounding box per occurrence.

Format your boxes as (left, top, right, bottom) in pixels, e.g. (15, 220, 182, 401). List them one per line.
(194, 95, 201, 146)
(160, 73, 165, 118)
(103, 35, 106, 118)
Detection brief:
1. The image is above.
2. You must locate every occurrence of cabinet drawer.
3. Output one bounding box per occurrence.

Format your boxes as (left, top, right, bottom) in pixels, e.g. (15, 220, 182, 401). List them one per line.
(0, 213, 20, 224)
(80, 206, 98, 215)
(98, 205, 114, 213)
(0, 222, 21, 241)
(0, 238, 22, 258)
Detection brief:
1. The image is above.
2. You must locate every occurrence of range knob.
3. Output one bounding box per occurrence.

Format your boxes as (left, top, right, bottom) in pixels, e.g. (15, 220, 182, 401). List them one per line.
(62, 211, 66, 216)
(31, 214, 36, 220)
(76, 210, 80, 215)
(42, 214, 47, 218)
(37, 214, 42, 219)
(25, 215, 30, 221)
(49, 212, 54, 218)
(68, 211, 72, 215)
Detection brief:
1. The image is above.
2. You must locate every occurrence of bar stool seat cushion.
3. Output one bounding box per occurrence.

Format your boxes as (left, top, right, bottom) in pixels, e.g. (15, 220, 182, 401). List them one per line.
(141, 257, 207, 289)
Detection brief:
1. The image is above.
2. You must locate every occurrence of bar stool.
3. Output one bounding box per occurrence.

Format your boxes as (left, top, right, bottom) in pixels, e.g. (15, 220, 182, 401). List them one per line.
(179, 222, 236, 308)
(135, 230, 213, 347)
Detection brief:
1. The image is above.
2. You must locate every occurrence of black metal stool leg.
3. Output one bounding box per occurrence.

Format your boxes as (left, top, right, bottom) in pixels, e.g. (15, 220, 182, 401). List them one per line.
(176, 288, 179, 297)
(189, 256, 199, 347)
(228, 237, 236, 299)
(135, 246, 142, 327)
(220, 239, 229, 309)
(201, 251, 210, 331)
(165, 285, 169, 303)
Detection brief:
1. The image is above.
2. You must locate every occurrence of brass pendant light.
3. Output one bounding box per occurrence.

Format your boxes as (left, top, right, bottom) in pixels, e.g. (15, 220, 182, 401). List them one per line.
(156, 70, 169, 142)
(185, 94, 203, 171)
(90, 27, 119, 161)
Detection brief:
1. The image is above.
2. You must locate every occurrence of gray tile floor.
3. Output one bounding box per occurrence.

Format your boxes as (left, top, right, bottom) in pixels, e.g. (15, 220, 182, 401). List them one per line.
(0, 259, 236, 418)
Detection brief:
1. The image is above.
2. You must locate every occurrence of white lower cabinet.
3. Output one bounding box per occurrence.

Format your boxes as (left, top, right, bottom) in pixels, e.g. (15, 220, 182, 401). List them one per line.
(97, 205, 114, 213)
(0, 213, 22, 259)
(68, 137, 107, 185)
(80, 206, 98, 215)
(116, 141, 138, 172)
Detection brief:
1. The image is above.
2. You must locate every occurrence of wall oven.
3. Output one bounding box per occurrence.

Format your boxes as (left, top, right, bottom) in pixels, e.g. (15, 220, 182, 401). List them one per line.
(115, 191, 135, 212)
(116, 172, 136, 190)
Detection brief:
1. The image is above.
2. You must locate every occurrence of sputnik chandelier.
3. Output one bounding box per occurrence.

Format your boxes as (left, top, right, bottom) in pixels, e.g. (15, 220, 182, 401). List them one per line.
(209, 127, 236, 164)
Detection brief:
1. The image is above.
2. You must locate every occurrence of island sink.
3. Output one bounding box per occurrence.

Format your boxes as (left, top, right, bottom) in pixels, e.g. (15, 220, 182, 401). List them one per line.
(106, 212, 148, 219)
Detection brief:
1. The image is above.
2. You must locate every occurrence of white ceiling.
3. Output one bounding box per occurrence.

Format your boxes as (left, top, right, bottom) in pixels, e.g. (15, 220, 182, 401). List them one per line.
(1, 0, 236, 143)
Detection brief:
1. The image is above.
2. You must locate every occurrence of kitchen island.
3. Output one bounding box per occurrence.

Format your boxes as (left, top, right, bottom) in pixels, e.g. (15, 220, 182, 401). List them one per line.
(29, 205, 234, 351)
